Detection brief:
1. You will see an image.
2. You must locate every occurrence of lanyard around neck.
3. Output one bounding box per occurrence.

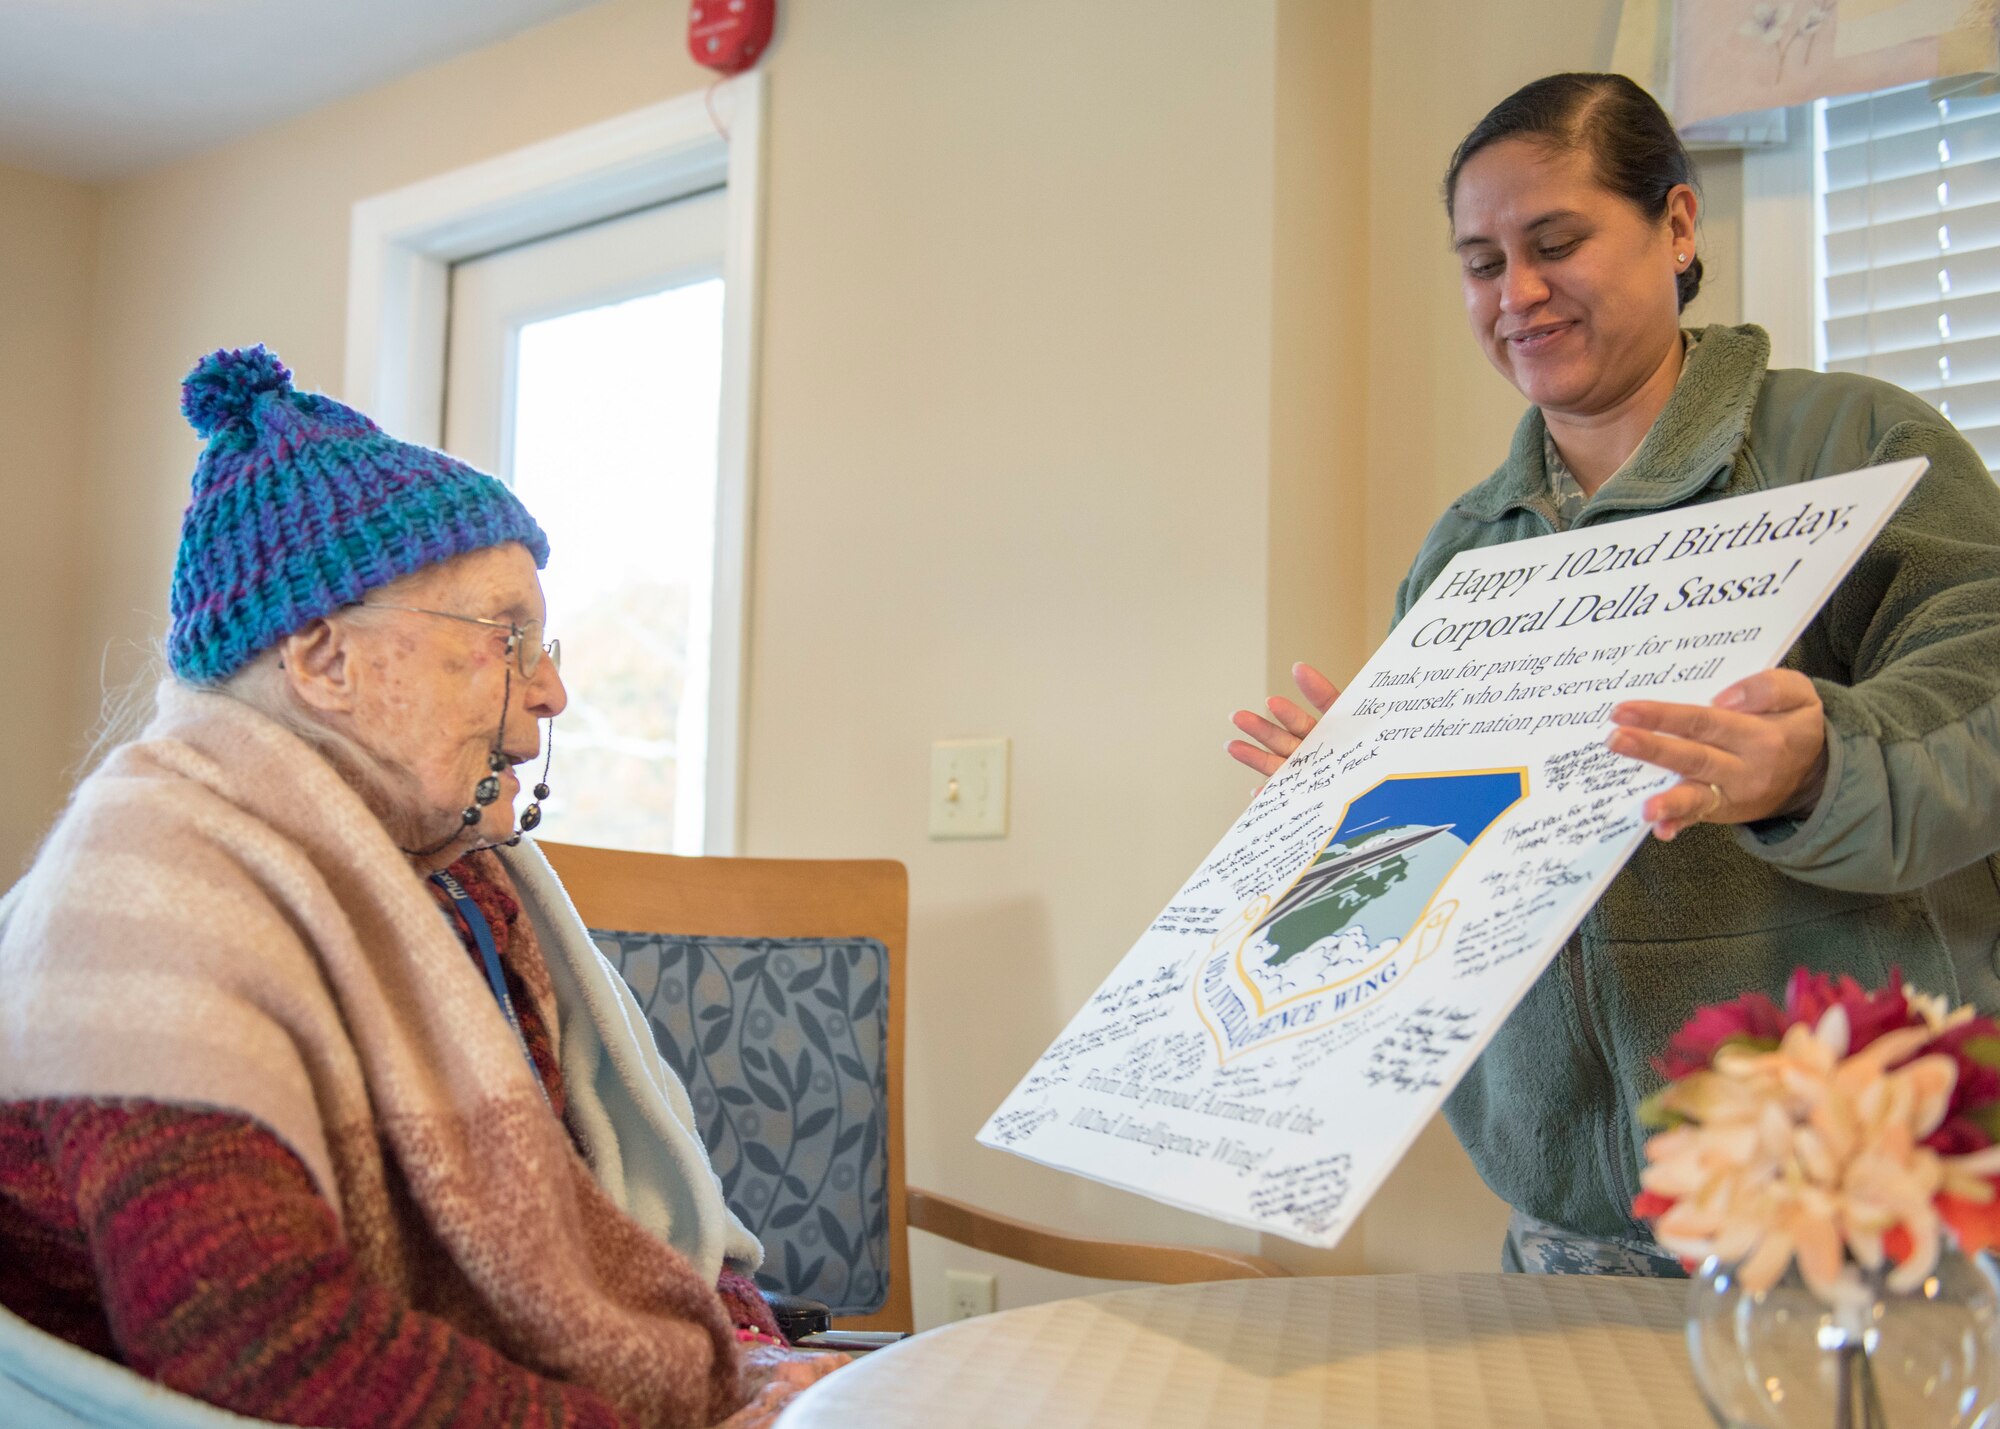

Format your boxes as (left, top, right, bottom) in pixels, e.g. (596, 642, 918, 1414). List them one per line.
(429, 869, 550, 1107)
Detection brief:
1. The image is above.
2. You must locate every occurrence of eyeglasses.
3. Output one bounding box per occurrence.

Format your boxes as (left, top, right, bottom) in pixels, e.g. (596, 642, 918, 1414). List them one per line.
(361, 603, 562, 679)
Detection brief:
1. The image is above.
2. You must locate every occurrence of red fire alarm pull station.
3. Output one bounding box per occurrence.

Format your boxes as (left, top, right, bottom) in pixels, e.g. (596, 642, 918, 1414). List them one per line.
(689, 0, 774, 75)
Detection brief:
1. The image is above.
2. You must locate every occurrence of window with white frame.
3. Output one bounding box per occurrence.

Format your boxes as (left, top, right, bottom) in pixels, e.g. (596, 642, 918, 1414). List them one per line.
(344, 81, 763, 857)
(1815, 82, 2000, 472)
(445, 194, 730, 855)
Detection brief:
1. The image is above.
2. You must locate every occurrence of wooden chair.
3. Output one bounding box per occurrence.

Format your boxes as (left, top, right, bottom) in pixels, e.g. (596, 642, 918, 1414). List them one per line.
(537, 840, 1288, 1334)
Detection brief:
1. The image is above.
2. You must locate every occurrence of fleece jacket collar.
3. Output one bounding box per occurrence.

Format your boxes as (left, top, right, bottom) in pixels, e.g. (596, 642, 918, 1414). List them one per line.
(1453, 323, 1773, 528)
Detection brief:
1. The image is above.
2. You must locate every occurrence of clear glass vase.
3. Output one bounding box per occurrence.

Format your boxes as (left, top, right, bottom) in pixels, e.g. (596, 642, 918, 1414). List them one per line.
(1686, 1251, 2000, 1428)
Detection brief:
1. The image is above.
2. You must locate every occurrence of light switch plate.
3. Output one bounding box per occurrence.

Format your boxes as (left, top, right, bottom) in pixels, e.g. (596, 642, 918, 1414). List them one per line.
(929, 738, 1009, 839)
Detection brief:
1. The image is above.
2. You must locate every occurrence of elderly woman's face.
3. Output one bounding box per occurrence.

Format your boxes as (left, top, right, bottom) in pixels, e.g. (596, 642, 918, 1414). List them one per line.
(1451, 139, 1694, 419)
(341, 542, 566, 852)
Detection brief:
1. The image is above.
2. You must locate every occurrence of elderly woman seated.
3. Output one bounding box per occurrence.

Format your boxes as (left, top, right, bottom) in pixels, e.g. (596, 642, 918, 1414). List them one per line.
(0, 348, 839, 1428)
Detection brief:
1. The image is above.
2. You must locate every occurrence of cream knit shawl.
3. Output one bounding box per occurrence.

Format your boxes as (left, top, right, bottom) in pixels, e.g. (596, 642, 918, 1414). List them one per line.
(0, 682, 764, 1427)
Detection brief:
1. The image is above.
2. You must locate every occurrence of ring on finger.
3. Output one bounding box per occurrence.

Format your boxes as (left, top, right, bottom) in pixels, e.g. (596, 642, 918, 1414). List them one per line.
(1701, 782, 1724, 819)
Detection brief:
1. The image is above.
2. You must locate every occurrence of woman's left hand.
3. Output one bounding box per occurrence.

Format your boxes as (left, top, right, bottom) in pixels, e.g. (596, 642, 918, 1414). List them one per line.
(1606, 669, 1830, 841)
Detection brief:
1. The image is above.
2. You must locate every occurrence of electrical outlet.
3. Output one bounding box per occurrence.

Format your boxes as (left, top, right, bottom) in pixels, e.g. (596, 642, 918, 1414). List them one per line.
(944, 1268, 996, 1320)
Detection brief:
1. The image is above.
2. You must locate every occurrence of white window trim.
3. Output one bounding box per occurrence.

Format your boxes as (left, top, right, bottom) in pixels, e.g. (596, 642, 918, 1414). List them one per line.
(1739, 106, 1822, 373)
(343, 74, 766, 856)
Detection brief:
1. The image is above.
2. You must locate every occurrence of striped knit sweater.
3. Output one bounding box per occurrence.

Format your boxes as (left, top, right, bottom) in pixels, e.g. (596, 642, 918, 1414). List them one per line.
(0, 856, 784, 1428)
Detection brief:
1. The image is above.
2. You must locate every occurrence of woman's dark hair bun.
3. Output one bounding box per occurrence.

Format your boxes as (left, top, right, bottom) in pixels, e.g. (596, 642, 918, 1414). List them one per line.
(1678, 254, 1703, 311)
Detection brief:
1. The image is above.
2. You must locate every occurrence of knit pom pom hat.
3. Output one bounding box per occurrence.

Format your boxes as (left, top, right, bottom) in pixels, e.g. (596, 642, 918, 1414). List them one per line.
(168, 346, 550, 684)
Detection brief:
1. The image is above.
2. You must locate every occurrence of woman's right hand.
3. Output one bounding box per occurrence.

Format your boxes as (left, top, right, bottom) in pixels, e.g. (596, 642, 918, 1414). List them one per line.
(1227, 663, 1340, 778)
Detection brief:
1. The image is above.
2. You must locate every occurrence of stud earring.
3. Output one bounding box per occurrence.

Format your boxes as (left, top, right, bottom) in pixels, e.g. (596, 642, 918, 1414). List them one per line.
(1677, 253, 1688, 264)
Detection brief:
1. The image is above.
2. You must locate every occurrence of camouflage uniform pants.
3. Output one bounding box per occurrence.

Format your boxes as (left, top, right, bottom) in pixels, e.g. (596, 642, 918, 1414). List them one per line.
(1502, 1209, 1687, 1278)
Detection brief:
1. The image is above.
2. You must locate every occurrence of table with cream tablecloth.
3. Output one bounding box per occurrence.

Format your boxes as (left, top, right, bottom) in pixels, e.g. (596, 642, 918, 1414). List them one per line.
(777, 1272, 1711, 1428)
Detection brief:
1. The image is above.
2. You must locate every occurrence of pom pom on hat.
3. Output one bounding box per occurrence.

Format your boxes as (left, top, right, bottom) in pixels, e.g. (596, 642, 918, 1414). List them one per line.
(180, 345, 294, 439)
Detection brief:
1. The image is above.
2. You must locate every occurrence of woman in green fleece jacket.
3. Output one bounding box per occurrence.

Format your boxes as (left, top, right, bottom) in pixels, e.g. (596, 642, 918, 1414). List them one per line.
(1230, 72, 2000, 1275)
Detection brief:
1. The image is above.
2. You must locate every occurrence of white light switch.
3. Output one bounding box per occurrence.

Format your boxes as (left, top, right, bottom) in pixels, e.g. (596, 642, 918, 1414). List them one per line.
(929, 738, 1009, 839)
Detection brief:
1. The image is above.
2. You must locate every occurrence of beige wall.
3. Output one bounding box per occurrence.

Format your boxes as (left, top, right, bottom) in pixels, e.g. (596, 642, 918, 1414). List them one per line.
(4, 0, 1758, 1323)
(744, 0, 1347, 1318)
(0, 163, 96, 879)
(1270, 0, 1375, 697)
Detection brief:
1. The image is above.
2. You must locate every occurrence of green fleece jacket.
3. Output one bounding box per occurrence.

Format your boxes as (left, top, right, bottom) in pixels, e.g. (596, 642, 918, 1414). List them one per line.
(1398, 323, 2000, 1241)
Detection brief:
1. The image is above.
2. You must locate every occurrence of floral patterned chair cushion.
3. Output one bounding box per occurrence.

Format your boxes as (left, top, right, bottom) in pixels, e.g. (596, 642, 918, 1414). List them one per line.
(592, 930, 891, 1316)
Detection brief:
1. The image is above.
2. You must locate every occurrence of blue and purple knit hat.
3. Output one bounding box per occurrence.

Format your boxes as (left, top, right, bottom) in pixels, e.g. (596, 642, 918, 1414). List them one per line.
(167, 346, 550, 684)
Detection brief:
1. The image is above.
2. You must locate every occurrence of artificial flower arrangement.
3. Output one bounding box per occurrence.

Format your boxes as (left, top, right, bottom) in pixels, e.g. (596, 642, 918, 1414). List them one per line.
(1633, 970, 2000, 1299)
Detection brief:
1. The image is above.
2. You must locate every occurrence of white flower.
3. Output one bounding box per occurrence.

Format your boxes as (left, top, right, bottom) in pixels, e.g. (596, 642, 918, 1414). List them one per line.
(1640, 1005, 1998, 1297)
(1905, 983, 1977, 1037)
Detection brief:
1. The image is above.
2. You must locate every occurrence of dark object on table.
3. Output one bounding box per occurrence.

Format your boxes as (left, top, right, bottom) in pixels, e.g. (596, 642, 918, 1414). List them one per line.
(762, 1290, 831, 1343)
(794, 1329, 906, 1353)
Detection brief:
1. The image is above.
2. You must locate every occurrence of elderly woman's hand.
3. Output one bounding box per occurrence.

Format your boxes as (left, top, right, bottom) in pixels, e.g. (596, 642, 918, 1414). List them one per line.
(1606, 669, 1830, 841)
(1227, 663, 1341, 778)
(721, 1344, 850, 1427)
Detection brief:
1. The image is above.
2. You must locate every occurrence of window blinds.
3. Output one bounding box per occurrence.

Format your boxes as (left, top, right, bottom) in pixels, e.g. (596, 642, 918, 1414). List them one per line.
(1821, 82, 2000, 473)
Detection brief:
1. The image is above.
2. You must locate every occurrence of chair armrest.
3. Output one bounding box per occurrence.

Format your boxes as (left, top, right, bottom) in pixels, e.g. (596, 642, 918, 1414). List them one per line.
(905, 1185, 1291, 1284)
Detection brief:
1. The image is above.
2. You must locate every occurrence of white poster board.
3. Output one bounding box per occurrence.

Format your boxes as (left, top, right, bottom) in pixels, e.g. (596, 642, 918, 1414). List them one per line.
(978, 459, 1928, 1247)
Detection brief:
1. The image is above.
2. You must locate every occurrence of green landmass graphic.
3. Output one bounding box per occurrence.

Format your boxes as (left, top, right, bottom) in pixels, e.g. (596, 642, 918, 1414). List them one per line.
(1261, 825, 1469, 965)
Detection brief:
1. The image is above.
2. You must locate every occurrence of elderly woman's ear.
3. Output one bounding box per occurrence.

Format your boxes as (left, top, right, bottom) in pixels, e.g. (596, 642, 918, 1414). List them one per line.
(277, 618, 362, 716)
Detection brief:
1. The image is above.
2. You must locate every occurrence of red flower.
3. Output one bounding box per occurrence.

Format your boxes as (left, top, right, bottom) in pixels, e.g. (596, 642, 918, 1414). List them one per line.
(1925, 1114, 1995, 1157)
(1783, 968, 1838, 1026)
(1939, 1186, 2000, 1256)
(1884, 1223, 1913, 1266)
(1922, 1018, 2000, 1120)
(1631, 1189, 1675, 1222)
(1657, 992, 1786, 1079)
(1785, 968, 1909, 1054)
